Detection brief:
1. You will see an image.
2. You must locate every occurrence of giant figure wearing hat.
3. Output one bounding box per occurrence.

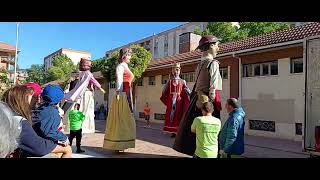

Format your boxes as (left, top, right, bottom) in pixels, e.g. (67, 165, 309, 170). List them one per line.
(173, 35, 222, 156)
(63, 58, 106, 133)
(160, 63, 190, 137)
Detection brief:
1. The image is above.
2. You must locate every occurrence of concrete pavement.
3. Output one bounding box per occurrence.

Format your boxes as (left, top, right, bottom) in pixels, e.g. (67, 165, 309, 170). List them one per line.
(70, 120, 309, 158)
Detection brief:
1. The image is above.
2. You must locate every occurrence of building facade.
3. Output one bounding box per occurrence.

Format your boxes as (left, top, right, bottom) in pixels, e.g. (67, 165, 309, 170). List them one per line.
(0, 42, 17, 73)
(105, 22, 208, 59)
(8, 69, 28, 84)
(102, 23, 320, 141)
(0, 42, 18, 92)
(44, 48, 91, 71)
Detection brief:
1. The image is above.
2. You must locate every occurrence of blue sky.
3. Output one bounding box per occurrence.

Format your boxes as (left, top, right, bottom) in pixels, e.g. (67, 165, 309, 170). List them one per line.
(0, 22, 184, 69)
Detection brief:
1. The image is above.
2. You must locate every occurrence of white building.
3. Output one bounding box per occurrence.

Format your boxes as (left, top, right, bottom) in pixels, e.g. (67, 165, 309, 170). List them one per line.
(105, 22, 208, 59)
(44, 48, 91, 71)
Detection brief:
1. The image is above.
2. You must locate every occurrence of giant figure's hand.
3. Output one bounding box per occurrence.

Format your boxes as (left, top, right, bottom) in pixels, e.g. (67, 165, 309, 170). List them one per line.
(210, 92, 216, 102)
(100, 88, 106, 94)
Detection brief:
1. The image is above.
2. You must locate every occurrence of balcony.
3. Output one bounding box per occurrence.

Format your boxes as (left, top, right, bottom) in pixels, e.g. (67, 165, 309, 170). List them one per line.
(0, 57, 15, 65)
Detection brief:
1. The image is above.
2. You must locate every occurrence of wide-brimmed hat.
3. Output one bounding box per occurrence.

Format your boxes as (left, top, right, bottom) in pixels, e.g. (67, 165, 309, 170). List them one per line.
(196, 35, 221, 50)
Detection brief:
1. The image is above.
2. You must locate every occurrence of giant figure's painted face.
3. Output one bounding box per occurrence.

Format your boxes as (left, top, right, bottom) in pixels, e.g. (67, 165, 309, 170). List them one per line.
(80, 59, 92, 71)
(172, 67, 181, 78)
(201, 42, 220, 58)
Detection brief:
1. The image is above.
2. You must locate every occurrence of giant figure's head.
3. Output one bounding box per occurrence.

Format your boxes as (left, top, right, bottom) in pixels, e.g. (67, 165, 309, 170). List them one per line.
(197, 35, 221, 58)
(119, 47, 132, 64)
(79, 58, 92, 71)
(171, 62, 181, 78)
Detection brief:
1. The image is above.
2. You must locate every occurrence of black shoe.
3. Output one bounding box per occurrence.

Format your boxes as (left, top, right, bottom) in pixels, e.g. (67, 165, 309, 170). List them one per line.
(76, 148, 85, 153)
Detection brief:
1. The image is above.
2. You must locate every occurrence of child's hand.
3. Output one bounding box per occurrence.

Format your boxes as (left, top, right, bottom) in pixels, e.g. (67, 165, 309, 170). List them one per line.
(58, 140, 69, 147)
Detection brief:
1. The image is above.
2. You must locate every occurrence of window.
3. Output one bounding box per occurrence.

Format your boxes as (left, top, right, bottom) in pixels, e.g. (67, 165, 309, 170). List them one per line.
(164, 35, 168, 56)
(270, 61, 278, 75)
(154, 39, 158, 58)
(243, 61, 278, 77)
(154, 113, 165, 120)
(181, 72, 195, 82)
(253, 64, 261, 76)
(243, 64, 253, 77)
(110, 81, 116, 89)
(145, 41, 150, 46)
(179, 33, 189, 44)
(139, 112, 145, 118)
(249, 120, 275, 132)
(291, 57, 303, 74)
(220, 68, 228, 79)
(162, 75, 169, 84)
(173, 35, 176, 54)
(149, 76, 156, 86)
(262, 63, 269, 76)
(296, 123, 302, 135)
(137, 78, 143, 86)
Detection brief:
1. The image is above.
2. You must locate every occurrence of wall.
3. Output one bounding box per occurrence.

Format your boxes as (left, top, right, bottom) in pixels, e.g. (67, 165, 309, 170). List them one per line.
(220, 66, 231, 125)
(241, 57, 304, 141)
(168, 31, 175, 56)
(44, 50, 91, 71)
(135, 75, 166, 122)
(62, 50, 91, 65)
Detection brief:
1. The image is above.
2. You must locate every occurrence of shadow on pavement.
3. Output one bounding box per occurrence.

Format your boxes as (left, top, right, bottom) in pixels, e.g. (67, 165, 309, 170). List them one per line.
(81, 146, 187, 158)
(94, 120, 176, 149)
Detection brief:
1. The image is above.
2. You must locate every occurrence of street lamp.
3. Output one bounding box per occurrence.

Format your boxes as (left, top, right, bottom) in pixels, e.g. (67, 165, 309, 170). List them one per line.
(13, 22, 20, 85)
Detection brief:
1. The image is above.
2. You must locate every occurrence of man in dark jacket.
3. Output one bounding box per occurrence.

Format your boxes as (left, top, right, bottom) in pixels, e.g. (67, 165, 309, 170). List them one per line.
(219, 98, 245, 158)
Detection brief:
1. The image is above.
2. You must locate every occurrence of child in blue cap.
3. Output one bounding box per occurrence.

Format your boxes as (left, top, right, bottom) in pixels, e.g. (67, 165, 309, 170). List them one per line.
(32, 84, 69, 146)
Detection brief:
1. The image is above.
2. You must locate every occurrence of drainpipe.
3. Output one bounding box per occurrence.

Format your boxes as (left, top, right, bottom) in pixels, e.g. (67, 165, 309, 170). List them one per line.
(232, 53, 242, 104)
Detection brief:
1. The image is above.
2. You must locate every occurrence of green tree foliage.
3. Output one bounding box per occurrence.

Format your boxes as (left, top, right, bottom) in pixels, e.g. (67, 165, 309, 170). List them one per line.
(0, 73, 9, 84)
(101, 44, 152, 83)
(91, 57, 106, 72)
(195, 22, 290, 43)
(26, 64, 46, 85)
(47, 54, 77, 82)
(238, 22, 290, 37)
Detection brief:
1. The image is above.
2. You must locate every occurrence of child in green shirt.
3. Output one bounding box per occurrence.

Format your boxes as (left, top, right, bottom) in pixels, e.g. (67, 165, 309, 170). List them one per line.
(68, 103, 86, 153)
(191, 102, 221, 158)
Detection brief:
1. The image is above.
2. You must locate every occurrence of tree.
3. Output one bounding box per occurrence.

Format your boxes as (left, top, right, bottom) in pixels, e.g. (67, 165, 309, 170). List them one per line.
(101, 44, 152, 107)
(91, 57, 106, 72)
(238, 22, 290, 37)
(47, 54, 77, 82)
(195, 22, 290, 43)
(0, 73, 9, 85)
(26, 64, 47, 85)
(101, 44, 152, 83)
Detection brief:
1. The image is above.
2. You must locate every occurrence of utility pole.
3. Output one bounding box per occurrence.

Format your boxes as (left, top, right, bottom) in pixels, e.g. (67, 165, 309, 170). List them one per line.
(13, 22, 20, 85)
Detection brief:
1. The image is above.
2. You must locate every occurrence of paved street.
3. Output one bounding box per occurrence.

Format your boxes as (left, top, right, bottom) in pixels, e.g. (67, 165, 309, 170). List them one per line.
(70, 120, 309, 158)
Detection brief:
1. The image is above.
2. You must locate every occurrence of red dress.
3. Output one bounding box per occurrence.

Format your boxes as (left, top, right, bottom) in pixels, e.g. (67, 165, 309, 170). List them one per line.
(160, 78, 190, 133)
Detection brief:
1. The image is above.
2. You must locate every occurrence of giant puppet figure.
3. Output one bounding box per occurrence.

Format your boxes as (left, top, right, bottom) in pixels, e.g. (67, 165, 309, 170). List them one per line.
(160, 63, 190, 137)
(103, 47, 136, 152)
(173, 35, 222, 156)
(63, 58, 105, 133)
